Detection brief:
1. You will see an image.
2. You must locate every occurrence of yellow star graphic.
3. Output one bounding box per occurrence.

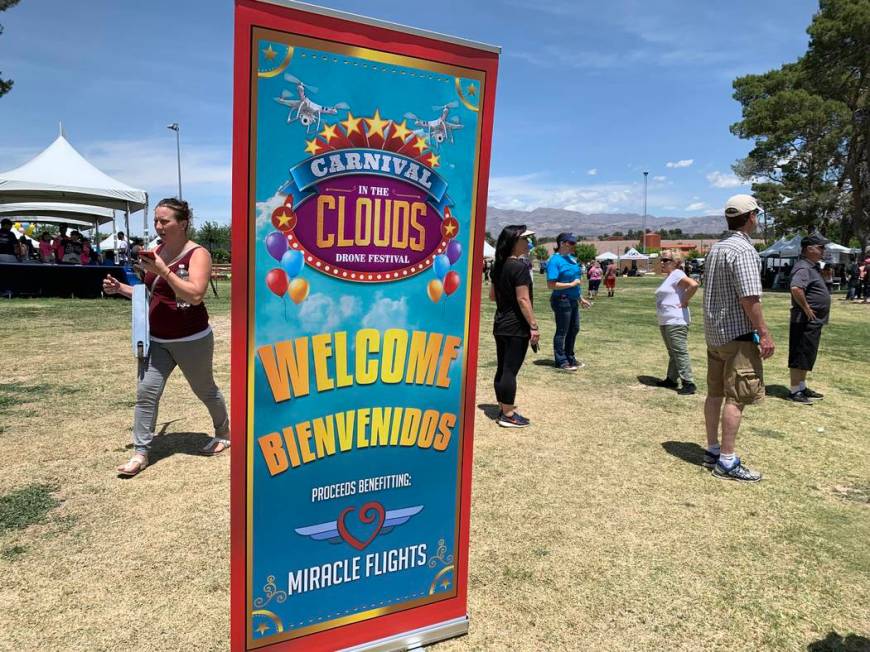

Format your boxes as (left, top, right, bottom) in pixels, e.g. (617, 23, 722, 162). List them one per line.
(319, 122, 338, 143)
(276, 211, 292, 228)
(255, 622, 270, 635)
(341, 112, 363, 136)
(365, 109, 391, 138)
(390, 119, 412, 142)
(304, 138, 321, 155)
(412, 136, 428, 154)
(467, 84, 476, 97)
(263, 45, 277, 61)
(427, 152, 440, 168)
(441, 580, 451, 590)
(444, 222, 457, 236)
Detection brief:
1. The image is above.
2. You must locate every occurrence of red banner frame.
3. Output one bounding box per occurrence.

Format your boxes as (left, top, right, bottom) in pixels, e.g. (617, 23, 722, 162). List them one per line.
(231, 2, 499, 650)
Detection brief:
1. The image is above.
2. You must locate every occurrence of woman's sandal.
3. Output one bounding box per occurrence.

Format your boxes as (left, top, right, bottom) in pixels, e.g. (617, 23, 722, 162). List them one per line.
(200, 437, 231, 456)
(117, 453, 148, 476)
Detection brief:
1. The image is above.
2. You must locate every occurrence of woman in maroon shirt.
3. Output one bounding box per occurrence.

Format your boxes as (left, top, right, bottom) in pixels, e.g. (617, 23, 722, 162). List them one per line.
(103, 198, 229, 476)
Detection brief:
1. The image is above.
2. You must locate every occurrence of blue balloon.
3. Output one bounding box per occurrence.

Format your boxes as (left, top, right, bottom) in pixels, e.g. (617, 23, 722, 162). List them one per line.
(280, 249, 305, 278)
(433, 254, 451, 280)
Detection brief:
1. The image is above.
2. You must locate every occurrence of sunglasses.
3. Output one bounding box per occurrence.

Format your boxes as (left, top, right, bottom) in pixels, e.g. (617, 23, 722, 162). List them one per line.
(660, 257, 673, 263)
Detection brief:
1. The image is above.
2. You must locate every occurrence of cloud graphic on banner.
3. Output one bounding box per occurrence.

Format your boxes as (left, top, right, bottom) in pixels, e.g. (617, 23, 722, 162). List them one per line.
(256, 191, 288, 233)
(299, 293, 362, 333)
(362, 293, 408, 332)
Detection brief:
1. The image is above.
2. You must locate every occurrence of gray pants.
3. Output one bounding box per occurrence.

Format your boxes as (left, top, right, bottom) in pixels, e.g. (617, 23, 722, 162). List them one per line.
(133, 332, 229, 454)
(660, 324, 694, 384)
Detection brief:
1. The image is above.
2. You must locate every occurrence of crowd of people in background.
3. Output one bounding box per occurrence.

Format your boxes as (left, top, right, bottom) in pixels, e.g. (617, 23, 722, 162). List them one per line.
(488, 193, 865, 484)
(0, 218, 139, 266)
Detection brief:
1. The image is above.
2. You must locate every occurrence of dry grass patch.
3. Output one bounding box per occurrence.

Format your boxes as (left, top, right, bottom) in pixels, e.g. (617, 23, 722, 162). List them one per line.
(1, 279, 868, 651)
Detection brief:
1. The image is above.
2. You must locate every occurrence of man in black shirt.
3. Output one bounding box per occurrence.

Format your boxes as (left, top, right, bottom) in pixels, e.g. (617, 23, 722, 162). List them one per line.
(787, 233, 831, 403)
(0, 219, 19, 263)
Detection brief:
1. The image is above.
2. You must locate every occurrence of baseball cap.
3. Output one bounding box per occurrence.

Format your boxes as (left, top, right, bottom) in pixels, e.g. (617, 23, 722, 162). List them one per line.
(724, 194, 762, 217)
(556, 232, 578, 244)
(801, 232, 830, 248)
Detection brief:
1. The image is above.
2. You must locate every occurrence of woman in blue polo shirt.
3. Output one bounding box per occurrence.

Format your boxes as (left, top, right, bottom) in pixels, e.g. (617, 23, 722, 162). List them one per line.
(547, 233, 591, 371)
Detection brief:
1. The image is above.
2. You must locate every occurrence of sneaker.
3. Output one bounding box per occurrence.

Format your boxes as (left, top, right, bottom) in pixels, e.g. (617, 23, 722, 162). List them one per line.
(656, 378, 678, 389)
(702, 449, 720, 469)
(568, 359, 586, 369)
(803, 387, 824, 399)
(677, 382, 697, 395)
(787, 390, 813, 404)
(497, 411, 530, 428)
(712, 457, 762, 482)
(558, 363, 578, 372)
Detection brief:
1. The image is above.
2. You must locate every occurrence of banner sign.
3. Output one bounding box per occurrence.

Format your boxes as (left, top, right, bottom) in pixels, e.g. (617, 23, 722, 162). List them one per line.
(231, 2, 499, 650)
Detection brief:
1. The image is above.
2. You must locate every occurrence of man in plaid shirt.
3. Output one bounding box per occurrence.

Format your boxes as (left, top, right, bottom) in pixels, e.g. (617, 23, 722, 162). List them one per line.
(702, 194, 775, 482)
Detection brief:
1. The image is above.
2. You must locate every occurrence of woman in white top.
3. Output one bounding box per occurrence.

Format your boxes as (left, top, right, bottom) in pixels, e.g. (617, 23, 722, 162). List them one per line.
(654, 250, 700, 395)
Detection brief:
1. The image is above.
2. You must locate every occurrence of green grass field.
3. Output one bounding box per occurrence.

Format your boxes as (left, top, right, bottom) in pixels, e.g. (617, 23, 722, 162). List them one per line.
(0, 277, 867, 651)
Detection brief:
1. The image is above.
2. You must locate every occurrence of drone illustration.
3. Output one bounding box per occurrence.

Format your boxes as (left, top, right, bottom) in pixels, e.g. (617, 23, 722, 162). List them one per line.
(275, 73, 350, 132)
(404, 101, 463, 148)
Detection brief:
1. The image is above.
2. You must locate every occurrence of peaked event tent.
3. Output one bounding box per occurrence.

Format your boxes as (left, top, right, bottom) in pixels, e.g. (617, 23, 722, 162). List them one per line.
(0, 129, 148, 242)
(596, 251, 618, 261)
(0, 202, 115, 227)
(619, 247, 649, 260)
(482, 241, 495, 259)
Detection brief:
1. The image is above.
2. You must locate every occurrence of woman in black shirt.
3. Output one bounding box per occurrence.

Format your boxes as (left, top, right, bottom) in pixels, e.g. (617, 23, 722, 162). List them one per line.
(490, 225, 540, 428)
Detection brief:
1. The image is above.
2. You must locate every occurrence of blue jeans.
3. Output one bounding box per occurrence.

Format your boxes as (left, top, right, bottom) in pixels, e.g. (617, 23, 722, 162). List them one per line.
(550, 294, 579, 366)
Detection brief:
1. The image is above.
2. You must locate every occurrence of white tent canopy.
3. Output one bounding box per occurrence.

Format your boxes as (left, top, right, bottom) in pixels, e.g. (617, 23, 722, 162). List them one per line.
(0, 201, 115, 226)
(619, 247, 649, 260)
(596, 251, 618, 261)
(482, 241, 495, 259)
(0, 130, 147, 212)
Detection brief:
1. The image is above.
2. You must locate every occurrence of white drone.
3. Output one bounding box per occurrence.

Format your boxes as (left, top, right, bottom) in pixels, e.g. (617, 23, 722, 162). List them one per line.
(404, 101, 463, 148)
(275, 73, 349, 132)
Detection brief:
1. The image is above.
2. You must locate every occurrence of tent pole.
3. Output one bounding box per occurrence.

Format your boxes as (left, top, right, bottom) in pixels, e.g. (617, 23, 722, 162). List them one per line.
(125, 203, 131, 266)
(143, 198, 149, 243)
(112, 210, 117, 260)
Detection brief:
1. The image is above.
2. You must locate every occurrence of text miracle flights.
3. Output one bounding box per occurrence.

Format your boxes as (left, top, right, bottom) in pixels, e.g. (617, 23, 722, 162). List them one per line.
(288, 544, 428, 596)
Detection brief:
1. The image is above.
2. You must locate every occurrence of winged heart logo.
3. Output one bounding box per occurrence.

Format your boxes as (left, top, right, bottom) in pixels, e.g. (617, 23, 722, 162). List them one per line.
(295, 504, 424, 550)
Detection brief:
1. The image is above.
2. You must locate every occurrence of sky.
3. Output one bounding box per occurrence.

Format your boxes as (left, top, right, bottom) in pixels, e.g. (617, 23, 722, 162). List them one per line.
(0, 0, 819, 232)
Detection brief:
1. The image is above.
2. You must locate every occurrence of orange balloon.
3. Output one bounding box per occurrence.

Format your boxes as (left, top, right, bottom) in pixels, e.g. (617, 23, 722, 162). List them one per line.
(427, 279, 443, 303)
(288, 277, 309, 304)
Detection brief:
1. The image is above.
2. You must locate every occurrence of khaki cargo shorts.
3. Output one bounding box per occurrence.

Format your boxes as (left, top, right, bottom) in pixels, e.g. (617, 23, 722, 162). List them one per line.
(706, 340, 765, 405)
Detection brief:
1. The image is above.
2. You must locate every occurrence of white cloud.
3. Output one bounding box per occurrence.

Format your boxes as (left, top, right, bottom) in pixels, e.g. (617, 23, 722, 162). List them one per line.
(653, 175, 667, 182)
(298, 293, 362, 333)
(256, 191, 289, 231)
(706, 170, 746, 188)
(666, 159, 694, 169)
(83, 138, 231, 190)
(587, 168, 598, 176)
(685, 202, 708, 211)
(487, 173, 640, 213)
(362, 293, 408, 332)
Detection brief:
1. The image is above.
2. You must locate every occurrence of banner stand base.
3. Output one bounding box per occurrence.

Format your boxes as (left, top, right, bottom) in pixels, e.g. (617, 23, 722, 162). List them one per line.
(339, 616, 469, 652)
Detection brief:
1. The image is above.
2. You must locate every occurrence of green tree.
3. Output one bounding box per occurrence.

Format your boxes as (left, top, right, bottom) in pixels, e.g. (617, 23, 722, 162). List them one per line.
(574, 243, 597, 263)
(0, 1, 21, 98)
(532, 244, 550, 261)
(730, 0, 870, 247)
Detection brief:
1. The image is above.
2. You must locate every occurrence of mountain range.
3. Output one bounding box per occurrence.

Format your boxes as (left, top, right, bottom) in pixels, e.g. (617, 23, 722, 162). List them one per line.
(485, 206, 726, 238)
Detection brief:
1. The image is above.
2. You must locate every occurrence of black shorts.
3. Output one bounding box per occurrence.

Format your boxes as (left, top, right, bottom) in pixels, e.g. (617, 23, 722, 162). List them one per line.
(788, 319, 824, 370)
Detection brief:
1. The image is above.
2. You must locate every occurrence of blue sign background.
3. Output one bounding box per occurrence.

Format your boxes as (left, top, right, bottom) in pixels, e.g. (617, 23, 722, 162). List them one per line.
(249, 35, 484, 643)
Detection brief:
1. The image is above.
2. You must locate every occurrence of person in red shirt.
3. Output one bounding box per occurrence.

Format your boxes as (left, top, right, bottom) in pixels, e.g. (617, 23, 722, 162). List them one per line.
(102, 198, 229, 476)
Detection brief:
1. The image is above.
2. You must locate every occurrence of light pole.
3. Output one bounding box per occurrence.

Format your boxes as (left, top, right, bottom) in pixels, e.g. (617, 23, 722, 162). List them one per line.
(642, 170, 648, 253)
(167, 123, 182, 200)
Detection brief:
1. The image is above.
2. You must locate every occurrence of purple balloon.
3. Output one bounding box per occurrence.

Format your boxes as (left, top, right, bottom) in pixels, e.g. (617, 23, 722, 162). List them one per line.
(446, 240, 462, 265)
(265, 231, 288, 261)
